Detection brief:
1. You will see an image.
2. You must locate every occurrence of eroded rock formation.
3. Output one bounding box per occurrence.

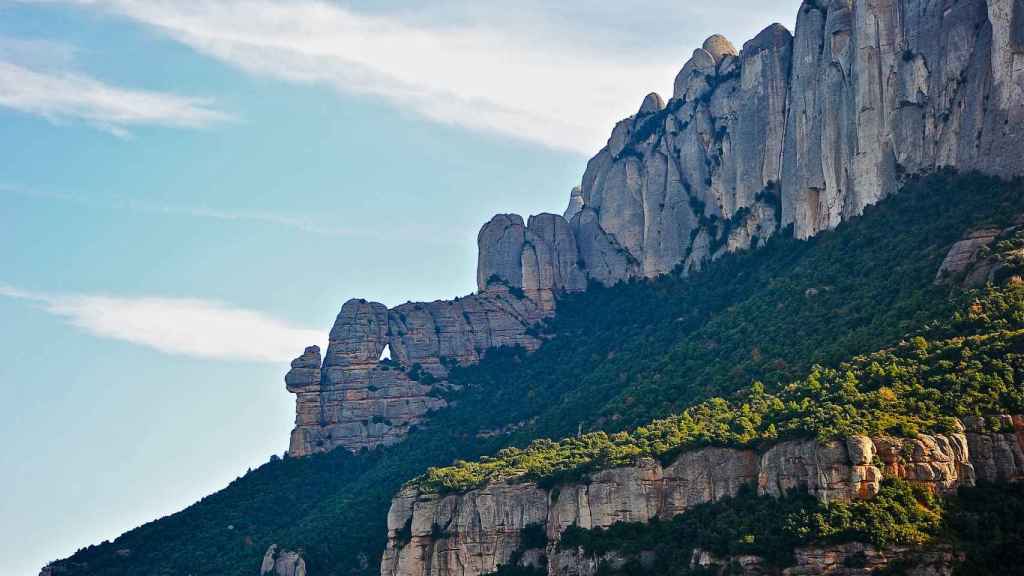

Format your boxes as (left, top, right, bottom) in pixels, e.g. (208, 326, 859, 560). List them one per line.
(288, 287, 548, 455)
(381, 418, 1024, 576)
(477, 213, 587, 311)
(260, 545, 306, 576)
(559, 0, 1024, 280)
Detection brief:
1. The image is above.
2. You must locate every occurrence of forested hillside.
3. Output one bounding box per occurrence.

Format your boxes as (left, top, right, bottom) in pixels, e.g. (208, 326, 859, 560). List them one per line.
(51, 172, 1024, 575)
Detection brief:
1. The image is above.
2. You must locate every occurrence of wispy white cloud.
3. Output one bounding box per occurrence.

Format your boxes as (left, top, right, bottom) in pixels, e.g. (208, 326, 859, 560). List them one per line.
(0, 36, 229, 135)
(16, 1, 799, 150)
(0, 284, 321, 362)
(33, 0, 684, 152)
(0, 36, 78, 70)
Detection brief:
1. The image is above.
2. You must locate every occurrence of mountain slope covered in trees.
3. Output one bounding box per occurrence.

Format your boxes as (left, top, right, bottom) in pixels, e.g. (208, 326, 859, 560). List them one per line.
(49, 172, 1024, 575)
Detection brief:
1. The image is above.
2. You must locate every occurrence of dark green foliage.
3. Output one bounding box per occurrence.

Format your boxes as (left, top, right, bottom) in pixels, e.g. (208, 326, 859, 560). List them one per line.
(944, 482, 1024, 575)
(430, 522, 448, 540)
(626, 107, 669, 150)
(406, 363, 437, 384)
(395, 518, 412, 546)
(687, 195, 706, 218)
(456, 172, 1024, 451)
(556, 479, 942, 575)
(553, 479, 1024, 576)
(48, 173, 1024, 575)
(415, 284, 1024, 492)
(519, 524, 548, 551)
(486, 273, 527, 299)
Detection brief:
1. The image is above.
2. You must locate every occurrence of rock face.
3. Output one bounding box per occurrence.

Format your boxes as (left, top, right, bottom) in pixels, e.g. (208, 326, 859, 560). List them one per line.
(260, 545, 306, 576)
(935, 228, 1005, 285)
(381, 419, 1024, 576)
(288, 287, 548, 455)
(781, 0, 1023, 239)
(477, 213, 587, 311)
(935, 217, 1024, 287)
(962, 415, 1024, 482)
(550, 0, 1024, 282)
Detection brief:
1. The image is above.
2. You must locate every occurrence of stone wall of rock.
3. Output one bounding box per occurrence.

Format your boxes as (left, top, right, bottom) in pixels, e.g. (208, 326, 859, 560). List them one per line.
(477, 213, 587, 311)
(287, 286, 548, 456)
(381, 418, 1024, 576)
(529, 0, 1024, 284)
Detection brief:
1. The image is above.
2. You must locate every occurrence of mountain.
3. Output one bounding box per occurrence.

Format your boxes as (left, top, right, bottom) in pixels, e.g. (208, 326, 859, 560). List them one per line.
(289, 0, 1024, 458)
(42, 1, 1024, 575)
(42, 173, 1024, 576)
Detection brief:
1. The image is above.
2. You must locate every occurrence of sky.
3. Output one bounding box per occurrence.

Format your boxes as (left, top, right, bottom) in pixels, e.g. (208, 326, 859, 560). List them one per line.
(0, 1, 801, 574)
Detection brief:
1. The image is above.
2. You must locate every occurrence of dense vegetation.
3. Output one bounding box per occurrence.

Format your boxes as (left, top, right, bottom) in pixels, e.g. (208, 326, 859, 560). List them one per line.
(556, 478, 941, 574)
(51, 173, 1024, 576)
(546, 480, 1024, 576)
(944, 482, 1024, 575)
(416, 282, 1024, 493)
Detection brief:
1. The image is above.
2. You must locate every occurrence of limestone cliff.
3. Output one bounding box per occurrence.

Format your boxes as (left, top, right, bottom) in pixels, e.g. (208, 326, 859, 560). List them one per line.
(474, 0, 1024, 285)
(288, 0, 1024, 455)
(288, 286, 548, 455)
(549, 0, 1024, 282)
(380, 418, 1024, 576)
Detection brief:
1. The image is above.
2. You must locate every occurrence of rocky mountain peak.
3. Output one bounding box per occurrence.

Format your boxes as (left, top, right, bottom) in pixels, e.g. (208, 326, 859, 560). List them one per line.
(701, 33, 738, 62)
(637, 92, 665, 115)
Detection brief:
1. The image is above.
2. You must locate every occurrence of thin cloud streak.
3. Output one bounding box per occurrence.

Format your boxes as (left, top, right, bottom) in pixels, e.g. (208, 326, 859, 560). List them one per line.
(0, 57, 230, 135)
(0, 284, 322, 362)
(0, 184, 458, 242)
(45, 0, 680, 153)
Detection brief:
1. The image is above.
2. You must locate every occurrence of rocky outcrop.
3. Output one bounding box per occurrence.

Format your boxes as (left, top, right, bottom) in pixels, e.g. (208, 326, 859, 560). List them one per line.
(382, 419, 1024, 576)
(568, 23, 791, 278)
(288, 288, 548, 455)
(563, 187, 584, 221)
(291, 210, 589, 455)
(962, 415, 1024, 482)
(935, 228, 1005, 285)
(757, 434, 973, 502)
(260, 545, 306, 576)
(559, 0, 1023, 280)
(477, 213, 587, 311)
(781, 0, 1020, 238)
(936, 217, 1024, 287)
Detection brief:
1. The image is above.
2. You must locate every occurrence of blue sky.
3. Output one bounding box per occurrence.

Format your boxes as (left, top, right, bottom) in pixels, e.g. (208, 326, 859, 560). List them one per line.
(0, 1, 800, 574)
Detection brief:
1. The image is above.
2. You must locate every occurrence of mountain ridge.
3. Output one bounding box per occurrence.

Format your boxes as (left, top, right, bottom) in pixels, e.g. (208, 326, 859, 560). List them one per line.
(289, 0, 1024, 457)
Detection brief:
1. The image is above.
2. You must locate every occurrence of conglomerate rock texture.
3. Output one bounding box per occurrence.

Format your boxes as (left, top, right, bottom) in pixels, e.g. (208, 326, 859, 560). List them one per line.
(287, 287, 547, 455)
(288, 0, 1024, 456)
(381, 418, 1024, 576)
